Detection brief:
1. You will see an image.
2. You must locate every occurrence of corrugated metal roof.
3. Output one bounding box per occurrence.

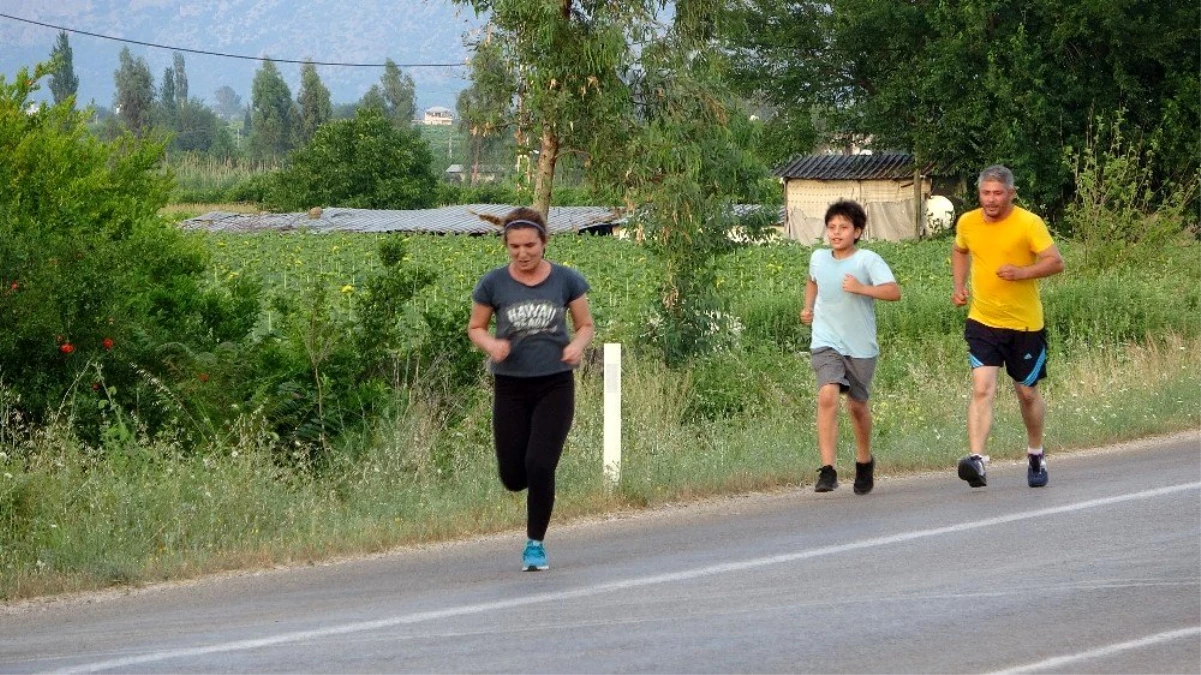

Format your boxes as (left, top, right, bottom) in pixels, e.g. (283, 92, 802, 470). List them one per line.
(180, 204, 624, 235)
(773, 152, 936, 180)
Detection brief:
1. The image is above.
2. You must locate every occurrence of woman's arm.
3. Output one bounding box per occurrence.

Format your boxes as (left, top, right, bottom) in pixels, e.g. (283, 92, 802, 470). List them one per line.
(561, 295, 595, 365)
(468, 302, 510, 363)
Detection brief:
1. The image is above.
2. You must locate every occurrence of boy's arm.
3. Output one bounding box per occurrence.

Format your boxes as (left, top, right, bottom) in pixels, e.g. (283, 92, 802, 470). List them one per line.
(845, 280, 900, 301)
(800, 278, 818, 325)
(842, 255, 901, 301)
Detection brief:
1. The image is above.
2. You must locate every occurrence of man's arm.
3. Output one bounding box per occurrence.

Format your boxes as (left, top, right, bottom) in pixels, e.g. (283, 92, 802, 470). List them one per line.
(996, 244, 1065, 281)
(951, 245, 971, 306)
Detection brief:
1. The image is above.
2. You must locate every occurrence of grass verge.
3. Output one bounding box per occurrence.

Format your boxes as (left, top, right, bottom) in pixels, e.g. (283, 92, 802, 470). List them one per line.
(3, 334, 1197, 601)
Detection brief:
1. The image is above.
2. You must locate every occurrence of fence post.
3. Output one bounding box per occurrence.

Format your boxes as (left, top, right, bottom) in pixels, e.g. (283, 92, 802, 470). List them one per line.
(603, 342, 622, 486)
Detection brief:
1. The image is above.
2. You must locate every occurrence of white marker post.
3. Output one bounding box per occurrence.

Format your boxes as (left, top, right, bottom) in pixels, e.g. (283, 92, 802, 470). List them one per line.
(603, 342, 622, 486)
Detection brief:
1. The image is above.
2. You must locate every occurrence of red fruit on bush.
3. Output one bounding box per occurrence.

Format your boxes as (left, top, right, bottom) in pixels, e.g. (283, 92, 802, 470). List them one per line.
(102, 337, 114, 350)
(60, 343, 74, 354)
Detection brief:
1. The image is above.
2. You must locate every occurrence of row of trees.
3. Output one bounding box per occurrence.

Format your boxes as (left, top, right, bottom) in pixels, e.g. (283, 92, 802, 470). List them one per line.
(42, 31, 420, 164)
(719, 0, 1199, 217)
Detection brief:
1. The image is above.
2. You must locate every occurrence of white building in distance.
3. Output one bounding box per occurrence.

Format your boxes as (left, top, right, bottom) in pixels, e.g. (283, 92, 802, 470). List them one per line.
(422, 106, 454, 126)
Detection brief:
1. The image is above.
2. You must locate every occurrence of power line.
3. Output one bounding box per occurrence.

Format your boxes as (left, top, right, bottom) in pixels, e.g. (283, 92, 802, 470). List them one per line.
(0, 12, 465, 68)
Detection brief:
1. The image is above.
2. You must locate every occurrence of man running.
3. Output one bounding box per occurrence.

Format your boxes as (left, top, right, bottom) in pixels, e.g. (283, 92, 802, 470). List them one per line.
(952, 165, 1065, 488)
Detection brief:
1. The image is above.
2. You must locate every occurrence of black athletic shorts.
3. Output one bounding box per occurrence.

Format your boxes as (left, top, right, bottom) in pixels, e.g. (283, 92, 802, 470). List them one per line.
(965, 318, 1048, 386)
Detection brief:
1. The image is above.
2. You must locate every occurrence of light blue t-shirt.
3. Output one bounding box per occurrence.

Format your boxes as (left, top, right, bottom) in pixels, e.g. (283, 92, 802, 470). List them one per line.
(808, 248, 896, 358)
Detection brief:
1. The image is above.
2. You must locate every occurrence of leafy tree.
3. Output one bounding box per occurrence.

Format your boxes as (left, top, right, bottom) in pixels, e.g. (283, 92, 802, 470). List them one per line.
(456, 33, 514, 182)
(357, 85, 388, 114)
(213, 85, 242, 119)
(47, 31, 78, 108)
(452, 0, 655, 216)
(454, 0, 772, 363)
(263, 107, 439, 211)
(331, 102, 359, 120)
(296, 60, 332, 145)
(248, 58, 295, 161)
(591, 0, 775, 364)
(113, 47, 156, 136)
(174, 99, 226, 153)
(380, 59, 417, 126)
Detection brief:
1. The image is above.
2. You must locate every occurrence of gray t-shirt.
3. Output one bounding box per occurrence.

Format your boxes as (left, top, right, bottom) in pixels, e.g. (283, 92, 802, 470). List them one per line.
(472, 263, 590, 377)
(808, 248, 896, 358)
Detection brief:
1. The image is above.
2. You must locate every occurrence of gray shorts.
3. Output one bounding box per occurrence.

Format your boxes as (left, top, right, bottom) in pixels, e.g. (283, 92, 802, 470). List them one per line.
(811, 347, 878, 401)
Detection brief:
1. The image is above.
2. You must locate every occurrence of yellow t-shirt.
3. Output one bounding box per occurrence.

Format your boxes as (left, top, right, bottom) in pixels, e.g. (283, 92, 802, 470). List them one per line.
(954, 206, 1055, 331)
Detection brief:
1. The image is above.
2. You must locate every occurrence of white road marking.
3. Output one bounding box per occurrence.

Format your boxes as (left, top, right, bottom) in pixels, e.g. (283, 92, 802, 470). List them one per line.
(55, 481, 1201, 674)
(988, 626, 1201, 674)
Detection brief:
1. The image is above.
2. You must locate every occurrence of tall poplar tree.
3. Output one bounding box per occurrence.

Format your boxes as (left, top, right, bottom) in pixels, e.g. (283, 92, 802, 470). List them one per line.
(159, 66, 177, 124)
(172, 52, 188, 106)
(113, 47, 155, 136)
(296, 60, 332, 145)
(48, 31, 79, 108)
(249, 58, 295, 161)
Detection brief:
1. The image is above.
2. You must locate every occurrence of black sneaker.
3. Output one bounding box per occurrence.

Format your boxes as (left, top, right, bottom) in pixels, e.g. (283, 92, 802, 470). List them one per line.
(853, 457, 875, 495)
(815, 465, 838, 492)
(1027, 453, 1049, 488)
(957, 454, 987, 488)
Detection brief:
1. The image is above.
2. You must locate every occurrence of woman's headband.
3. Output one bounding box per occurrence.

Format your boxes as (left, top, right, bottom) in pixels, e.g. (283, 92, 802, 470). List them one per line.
(505, 218, 546, 234)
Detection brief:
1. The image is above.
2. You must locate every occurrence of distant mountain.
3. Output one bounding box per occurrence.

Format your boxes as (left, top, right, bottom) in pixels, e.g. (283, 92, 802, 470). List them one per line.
(0, 1, 485, 114)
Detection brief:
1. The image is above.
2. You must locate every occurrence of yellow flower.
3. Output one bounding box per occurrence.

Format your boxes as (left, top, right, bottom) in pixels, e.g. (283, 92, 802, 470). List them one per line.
(341, 285, 354, 294)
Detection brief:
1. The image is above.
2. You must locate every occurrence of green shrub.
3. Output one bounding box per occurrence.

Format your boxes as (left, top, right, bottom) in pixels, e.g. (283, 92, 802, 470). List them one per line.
(263, 108, 439, 211)
(0, 65, 258, 433)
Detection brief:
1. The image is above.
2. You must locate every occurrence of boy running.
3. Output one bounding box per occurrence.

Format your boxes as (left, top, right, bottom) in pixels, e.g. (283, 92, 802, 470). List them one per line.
(801, 200, 901, 494)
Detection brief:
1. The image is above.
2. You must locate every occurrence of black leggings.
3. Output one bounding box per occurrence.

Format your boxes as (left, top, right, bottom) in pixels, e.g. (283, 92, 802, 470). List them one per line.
(492, 371, 575, 541)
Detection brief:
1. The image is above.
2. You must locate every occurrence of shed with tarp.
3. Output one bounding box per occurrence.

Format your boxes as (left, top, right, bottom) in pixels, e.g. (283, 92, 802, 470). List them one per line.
(773, 153, 939, 243)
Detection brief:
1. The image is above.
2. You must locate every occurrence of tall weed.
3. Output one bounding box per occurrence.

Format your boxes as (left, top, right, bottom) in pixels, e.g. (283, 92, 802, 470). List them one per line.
(1063, 112, 1198, 272)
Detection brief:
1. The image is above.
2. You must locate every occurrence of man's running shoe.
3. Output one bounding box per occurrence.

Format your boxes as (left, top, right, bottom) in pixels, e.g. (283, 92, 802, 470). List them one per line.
(1027, 453, 1049, 488)
(957, 454, 987, 488)
(815, 465, 838, 492)
(853, 457, 875, 495)
(522, 539, 548, 571)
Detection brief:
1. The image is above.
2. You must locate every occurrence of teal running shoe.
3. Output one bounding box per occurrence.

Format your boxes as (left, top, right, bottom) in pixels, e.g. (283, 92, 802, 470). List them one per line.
(522, 539, 548, 571)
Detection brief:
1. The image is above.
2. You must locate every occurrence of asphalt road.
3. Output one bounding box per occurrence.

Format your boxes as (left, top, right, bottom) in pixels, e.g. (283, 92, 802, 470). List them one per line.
(2, 432, 1199, 674)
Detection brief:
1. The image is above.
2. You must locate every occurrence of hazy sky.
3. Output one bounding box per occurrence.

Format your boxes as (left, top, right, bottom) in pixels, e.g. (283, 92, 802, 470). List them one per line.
(0, 1, 484, 111)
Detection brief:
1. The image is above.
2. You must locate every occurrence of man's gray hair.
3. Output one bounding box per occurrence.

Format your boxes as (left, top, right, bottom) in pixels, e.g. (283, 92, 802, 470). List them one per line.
(978, 164, 1015, 189)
